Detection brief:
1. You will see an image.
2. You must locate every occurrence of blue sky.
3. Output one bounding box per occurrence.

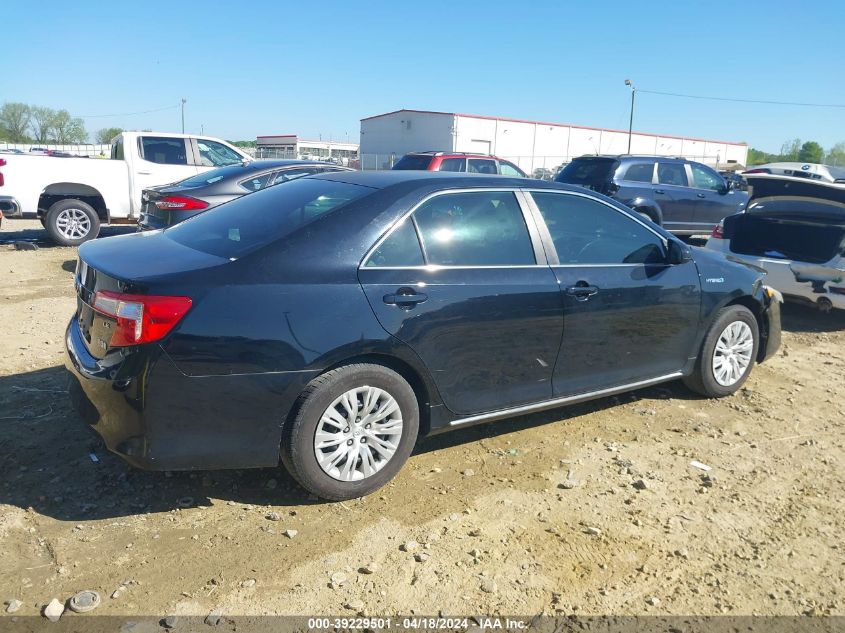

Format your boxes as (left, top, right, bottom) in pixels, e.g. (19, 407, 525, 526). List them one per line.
(4, 0, 844, 152)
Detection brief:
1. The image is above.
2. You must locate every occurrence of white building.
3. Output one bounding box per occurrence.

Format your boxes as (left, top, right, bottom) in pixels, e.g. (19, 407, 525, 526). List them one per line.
(359, 109, 748, 174)
(255, 134, 359, 163)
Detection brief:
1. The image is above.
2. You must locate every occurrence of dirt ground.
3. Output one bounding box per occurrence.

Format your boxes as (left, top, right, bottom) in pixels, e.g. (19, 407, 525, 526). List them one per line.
(1, 219, 843, 620)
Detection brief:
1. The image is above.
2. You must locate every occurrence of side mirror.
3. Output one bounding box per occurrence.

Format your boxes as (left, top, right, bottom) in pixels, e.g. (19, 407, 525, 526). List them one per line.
(667, 240, 691, 265)
(721, 180, 732, 193)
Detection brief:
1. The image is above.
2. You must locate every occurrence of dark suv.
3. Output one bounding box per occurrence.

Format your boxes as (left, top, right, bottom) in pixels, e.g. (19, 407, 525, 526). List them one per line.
(393, 151, 527, 177)
(556, 155, 749, 235)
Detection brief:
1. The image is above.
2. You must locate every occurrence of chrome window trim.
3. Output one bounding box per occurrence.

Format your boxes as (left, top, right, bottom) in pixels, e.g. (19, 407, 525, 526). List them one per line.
(360, 187, 549, 270)
(450, 372, 684, 426)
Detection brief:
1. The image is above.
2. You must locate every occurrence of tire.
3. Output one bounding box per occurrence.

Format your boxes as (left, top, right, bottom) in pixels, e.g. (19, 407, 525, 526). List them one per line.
(45, 199, 100, 246)
(281, 363, 419, 501)
(683, 305, 759, 398)
(634, 209, 658, 225)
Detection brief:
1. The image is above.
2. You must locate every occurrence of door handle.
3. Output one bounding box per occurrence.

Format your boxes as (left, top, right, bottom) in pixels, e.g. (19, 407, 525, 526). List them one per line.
(137, 170, 152, 175)
(697, 193, 706, 198)
(383, 287, 428, 308)
(654, 189, 665, 195)
(565, 284, 599, 301)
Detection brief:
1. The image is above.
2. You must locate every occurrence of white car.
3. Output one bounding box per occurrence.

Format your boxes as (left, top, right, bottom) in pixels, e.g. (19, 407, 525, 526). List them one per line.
(0, 131, 250, 245)
(706, 174, 845, 312)
(744, 162, 845, 184)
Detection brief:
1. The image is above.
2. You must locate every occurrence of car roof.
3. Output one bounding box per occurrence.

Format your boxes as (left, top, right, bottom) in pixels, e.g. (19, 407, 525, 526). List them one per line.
(405, 151, 498, 158)
(240, 159, 345, 171)
(311, 169, 582, 191)
(573, 154, 688, 163)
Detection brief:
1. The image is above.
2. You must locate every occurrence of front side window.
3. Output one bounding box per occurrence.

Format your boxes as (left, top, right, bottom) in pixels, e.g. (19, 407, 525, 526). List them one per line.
(140, 137, 188, 165)
(657, 163, 688, 187)
(411, 191, 535, 266)
(531, 192, 666, 265)
(364, 219, 424, 267)
(438, 157, 466, 172)
(622, 162, 655, 183)
(467, 159, 497, 174)
(196, 139, 243, 167)
(690, 164, 725, 191)
(499, 161, 525, 177)
(165, 178, 371, 259)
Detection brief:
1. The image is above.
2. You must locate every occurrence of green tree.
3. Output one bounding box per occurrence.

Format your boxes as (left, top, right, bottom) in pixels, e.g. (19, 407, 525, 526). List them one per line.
(51, 109, 87, 143)
(96, 127, 123, 144)
(780, 138, 802, 161)
(826, 142, 845, 166)
(0, 102, 32, 143)
(30, 106, 57, 144)
(797, 141, 824, 163)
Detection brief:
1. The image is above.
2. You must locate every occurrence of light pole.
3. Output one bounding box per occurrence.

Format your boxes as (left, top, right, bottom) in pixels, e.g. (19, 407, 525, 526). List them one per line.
(625, 79, 635, 153)
(181, 98, 187, 133)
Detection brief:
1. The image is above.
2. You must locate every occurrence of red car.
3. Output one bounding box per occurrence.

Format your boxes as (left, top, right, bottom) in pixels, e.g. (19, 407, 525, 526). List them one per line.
(392, 151, 527, 177)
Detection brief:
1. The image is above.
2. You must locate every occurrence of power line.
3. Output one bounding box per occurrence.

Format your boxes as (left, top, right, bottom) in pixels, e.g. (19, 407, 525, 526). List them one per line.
(78, 104, 180, 119)
(638, 89, 845, 109)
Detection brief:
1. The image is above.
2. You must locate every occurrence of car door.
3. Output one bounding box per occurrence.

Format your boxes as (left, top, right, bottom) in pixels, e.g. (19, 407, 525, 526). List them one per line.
(134, 136, 199, 199)
(525, 190, 701, 395)
(689, 163, 733, 228)
(654, 161, 696, 230)
(358, 189, 564, 415)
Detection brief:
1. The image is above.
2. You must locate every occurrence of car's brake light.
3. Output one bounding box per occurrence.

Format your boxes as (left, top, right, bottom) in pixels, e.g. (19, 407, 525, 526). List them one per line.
(92, 290, 192, 346)
(742, 168, 771, 175)
(154, 195, 208, 211)
(710, 223, 725, 239)
(0, 158, 6, 187)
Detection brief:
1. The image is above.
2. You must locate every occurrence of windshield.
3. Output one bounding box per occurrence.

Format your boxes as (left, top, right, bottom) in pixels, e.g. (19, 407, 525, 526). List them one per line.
(556, 158, 619, 185)
(165, 178, 373, 258)
(393, 155, 433, 170)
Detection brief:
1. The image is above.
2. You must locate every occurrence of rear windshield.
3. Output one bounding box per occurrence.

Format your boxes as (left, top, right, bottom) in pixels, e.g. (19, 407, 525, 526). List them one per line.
(177, 164, 250, 188)
(556, 158, 619, 185)
(393, 154, 433, 170)
(165, 178, 372, 258)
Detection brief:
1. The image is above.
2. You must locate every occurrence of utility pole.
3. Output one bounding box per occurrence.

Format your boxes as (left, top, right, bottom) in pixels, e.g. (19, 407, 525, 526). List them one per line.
(624, 79, 635, 153)
(181, 98, 187, 133)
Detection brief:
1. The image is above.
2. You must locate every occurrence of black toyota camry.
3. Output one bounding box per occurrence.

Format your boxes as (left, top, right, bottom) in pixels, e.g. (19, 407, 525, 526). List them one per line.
(66, 171, 781, 500)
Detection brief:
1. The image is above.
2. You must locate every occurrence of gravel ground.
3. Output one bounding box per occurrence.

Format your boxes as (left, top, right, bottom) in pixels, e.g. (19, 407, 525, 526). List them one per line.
(1, 219, 843, 620)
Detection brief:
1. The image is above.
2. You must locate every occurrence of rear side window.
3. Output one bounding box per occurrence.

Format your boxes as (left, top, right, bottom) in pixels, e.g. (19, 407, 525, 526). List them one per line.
(111, 137, 124, 160)
(270, 167, 319, 185)
(468, 159, 497, 174)
(196, 139, 243, 167)
(438, 157, 466, 172)
(556, 158, 619, 186)
(364, 219, 424, 267)
(239, 172, 274, 192)
(622, 162, 654, 183)
(393, 155, 433, 170)
(140, 137, 188, 165)
(165, 178, 372, 258)
(657, 163, 689, 187)
(531, 192, 666, 265)
(411, 191, 535, 266)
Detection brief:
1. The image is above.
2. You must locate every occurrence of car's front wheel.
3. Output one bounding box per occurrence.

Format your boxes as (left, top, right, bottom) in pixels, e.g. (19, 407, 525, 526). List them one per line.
(684, 305, 759, 397)
(282, 363, 419, 500)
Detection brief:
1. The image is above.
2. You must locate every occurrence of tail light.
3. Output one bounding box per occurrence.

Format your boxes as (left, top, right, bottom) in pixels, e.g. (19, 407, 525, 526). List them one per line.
(710, 223, 725, 239)
(0, 158, 6, 187)
(154, 195, 208, 211)
(92, 290, 192, 346)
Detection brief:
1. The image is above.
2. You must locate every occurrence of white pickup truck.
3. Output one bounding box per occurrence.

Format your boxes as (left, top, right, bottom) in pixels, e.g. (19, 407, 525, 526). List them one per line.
(0, 131, 251, 245)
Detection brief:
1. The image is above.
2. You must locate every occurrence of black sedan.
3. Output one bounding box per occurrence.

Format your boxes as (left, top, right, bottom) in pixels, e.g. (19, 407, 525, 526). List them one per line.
(138, 159, 353, 230)
(66, 172, 781, 500)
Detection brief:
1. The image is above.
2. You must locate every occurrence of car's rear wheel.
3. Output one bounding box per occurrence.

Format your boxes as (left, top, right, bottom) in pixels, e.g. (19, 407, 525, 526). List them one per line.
(45, 199, 100, 246)
(282, 363, 419, 500)
(684, 305, 759, 397)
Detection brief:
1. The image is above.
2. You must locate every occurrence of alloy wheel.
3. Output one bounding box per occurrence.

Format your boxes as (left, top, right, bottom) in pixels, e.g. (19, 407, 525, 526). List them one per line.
(712, 321, 754, 387)
(314, 386, 403, 481)
(55, 208, 91, 240)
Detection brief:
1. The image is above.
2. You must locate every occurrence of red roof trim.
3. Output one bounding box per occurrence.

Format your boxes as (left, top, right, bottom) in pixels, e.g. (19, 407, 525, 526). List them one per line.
(359, 109, 746, 147)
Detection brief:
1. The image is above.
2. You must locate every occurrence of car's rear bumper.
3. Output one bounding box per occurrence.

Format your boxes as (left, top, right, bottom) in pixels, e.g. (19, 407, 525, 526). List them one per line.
(0, 196, 22, 218)
(65, 317, 317, 471)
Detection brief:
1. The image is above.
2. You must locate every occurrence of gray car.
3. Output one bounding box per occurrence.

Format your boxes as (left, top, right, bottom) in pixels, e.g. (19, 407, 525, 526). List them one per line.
(138, 159, 353, 230)
(556, 155, 749, 235)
